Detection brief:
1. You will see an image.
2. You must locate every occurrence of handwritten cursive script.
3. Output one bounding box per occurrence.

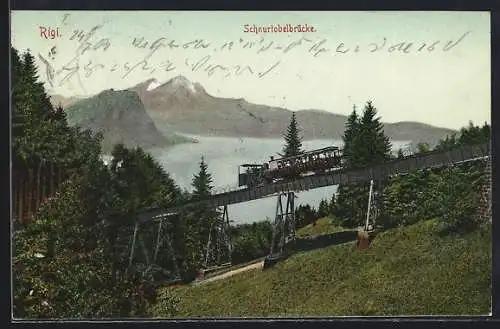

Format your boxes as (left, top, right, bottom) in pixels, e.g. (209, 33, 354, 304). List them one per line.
(38, 20, 472, 93)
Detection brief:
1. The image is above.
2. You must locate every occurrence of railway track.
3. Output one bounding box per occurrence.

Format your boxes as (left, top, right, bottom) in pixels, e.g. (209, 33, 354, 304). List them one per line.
(138, 143, 490, 223)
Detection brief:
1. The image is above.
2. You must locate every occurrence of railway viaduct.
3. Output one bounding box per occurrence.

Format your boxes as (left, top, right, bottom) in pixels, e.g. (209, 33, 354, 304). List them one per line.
(125, 142, 491, 279)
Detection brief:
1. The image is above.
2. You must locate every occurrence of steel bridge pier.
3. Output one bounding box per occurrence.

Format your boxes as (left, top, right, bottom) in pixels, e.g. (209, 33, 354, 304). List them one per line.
(202, 205, 233, 272)
(127, 213, 181, 282)
(269, 192, 296, 256)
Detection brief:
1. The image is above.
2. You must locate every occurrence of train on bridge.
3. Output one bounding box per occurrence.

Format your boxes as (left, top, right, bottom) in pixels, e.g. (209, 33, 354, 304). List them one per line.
(238, 146, 343, 187)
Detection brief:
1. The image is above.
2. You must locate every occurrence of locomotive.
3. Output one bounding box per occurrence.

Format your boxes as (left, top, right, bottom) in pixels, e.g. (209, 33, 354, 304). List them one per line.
(238, 146, 343, 187)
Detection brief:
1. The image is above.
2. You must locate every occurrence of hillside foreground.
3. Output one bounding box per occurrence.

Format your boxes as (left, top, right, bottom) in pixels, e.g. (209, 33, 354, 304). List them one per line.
(151, 219, 491, 317)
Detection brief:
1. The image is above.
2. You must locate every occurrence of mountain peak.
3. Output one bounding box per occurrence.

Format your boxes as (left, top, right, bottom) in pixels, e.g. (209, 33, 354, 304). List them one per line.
(170, 75, 191, 84)
(164, 75, 206, 94)
(146, 78, 162, 91)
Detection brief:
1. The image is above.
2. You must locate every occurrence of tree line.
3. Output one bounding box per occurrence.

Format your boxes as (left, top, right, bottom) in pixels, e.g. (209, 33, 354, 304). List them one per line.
(281, 101, 490, 232)
(11, 48, 99, 224)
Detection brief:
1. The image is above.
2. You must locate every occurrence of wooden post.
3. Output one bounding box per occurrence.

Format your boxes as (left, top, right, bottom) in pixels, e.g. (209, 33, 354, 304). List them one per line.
(127, 222, 140, 273)
(153, 220, 163, 264)
(204, 223, 213, 269)
(278, 194, 285, 252)
(364, 180, 374, 231)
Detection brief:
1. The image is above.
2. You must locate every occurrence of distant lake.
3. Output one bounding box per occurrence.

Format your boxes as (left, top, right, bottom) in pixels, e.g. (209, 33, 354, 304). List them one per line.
(143, 135, 412, 225)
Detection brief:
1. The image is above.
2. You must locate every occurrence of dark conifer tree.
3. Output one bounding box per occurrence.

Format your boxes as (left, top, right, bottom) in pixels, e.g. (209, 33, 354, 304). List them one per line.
(397, 148, 405, 160)
(189, 156, 220, 265)
(191, 156, 214, 201)
(19, 50, 54, 120)
(480, 122, 490, 143)
(334, 101, 392, 228)
(328, 193, 336, 216)
(11, 48, 25, 149)
(357, 101, 392, 166)
(341, 106, 361, 169)
(317, 199, 330, 218)
(280, 112, 304, 158)
(11, 47, 22, 89)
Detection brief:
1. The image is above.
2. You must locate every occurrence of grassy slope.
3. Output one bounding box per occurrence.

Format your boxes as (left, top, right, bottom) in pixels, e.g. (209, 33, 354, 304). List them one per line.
(152, 219, 491, 317)
(296, 217, 356, 237)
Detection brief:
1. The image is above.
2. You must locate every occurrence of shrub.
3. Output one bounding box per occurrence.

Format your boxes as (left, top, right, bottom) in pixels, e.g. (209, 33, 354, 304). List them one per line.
(379, 161, 486, 232)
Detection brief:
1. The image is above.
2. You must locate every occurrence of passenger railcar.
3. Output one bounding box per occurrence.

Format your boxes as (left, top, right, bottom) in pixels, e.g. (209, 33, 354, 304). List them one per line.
(238, 146, 343, 187)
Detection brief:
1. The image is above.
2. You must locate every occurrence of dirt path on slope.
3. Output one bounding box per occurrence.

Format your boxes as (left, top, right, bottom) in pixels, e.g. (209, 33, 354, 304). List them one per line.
(195, 260, 264, 285)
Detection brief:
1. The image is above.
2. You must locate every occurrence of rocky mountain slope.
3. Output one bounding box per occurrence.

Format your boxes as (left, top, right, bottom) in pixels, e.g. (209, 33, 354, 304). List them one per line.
(64, 89, 195, 153)
(52, 75, 456, 150)
(50, 94, 84, 109)
(129, 76, 456, 148)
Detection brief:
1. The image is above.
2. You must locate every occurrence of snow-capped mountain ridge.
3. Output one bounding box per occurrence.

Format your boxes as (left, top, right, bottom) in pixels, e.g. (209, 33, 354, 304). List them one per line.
(51, 76, 457, 149)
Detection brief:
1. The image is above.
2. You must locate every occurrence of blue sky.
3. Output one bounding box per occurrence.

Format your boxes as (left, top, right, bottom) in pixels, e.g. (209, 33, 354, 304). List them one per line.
(11, 11, 490, 129)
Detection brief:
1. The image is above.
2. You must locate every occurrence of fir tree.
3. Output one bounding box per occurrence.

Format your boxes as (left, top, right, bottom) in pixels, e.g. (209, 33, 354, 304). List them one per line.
(190, 156, 218, 262)
(458, 121, 490, 146)
(317, 199, 330, 218)
(191, 156, 214, 201)
(280, 112, 304, 158)
(480, 122, 491, 143)
(434, 133, 458, 152)
(52, 105, 67, 123)
(334, 101, 392, 228)
(19, 50, 54, 121)
(357, 101, 392, 167)
(341, 106, 361, 169)
(397, 148, 405, 159)
(11, 48, 25, 146)
(11, 47, 22, 89)
(328, 193, 336, 216)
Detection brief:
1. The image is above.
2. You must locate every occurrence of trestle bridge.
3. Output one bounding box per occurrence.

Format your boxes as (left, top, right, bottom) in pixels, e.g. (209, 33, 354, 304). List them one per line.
(126, 143, 491, 282)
